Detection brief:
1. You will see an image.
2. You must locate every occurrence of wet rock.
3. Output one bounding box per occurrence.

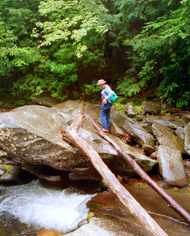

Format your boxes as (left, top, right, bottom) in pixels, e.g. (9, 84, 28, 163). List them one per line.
(54, 101, 157, 172)
(0, 213, 36, 236)
(78, 128, 117, 156)
(142, 101, 161, 115)
(125, 103, 138, 117)
(178, 112, 190, 121)
(146, 116, 185, 129)
(22, 164, 65, 182)
(0, 105, 88, 170)
(184, 122, 190, 155)
(152, 122, 186, 186)
(111, 111, 155, 151)
(66, 217, 137, 236)
(110, 137, 157, 172)
(152, 123, 184, 153)
(175, 127, 185, 141)
(0, 103, 157, 177)
(150, 151, 158, 160)
(128, 122, 155, 151)
(0, 150, 7, 158)
(0, 164, 21, 182)
(111, 121, 125, 136)
(0, 127, 84, 171)
(157, 145, 187, 187)
(0, 104, 117, 171)
(31, 96, 58, 107)
(88, 182, 190, 236)
(69, 167, 101, 181)
(125, 100, 161, 116)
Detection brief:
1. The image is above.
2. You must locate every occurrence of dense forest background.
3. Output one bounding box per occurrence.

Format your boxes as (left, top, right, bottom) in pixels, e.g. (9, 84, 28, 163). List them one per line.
(1, 0, 190, 107)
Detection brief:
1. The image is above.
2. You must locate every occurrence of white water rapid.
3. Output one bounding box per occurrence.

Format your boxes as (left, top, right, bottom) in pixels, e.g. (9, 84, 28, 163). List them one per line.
(0, 181, 95, 233)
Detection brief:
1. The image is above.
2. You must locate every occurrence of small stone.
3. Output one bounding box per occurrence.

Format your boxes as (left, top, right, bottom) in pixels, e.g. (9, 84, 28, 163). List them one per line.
(36, 229, 62, 236)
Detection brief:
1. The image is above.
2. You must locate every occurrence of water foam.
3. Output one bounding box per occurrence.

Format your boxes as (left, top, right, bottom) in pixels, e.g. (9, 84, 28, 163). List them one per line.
(0, 181, 95, 233)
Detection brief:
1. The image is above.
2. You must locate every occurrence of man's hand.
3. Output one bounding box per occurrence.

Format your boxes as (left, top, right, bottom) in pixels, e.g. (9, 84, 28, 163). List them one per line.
(102, 98, 107, 104)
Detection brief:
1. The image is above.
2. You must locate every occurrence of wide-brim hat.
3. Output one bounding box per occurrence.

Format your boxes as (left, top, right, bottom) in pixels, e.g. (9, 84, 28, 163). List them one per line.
(97, 79, 106, 86)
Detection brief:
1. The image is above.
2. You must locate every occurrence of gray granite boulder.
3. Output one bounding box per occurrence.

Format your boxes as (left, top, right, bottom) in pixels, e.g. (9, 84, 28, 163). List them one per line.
(0, 102, 157, 177)
(157, 145, 187, 187)
(152, 123, 184, 153)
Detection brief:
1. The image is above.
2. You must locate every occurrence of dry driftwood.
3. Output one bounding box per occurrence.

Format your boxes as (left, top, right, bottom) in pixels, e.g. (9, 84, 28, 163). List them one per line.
(61, 124, 168, 236)
(87, 115, 190, 225)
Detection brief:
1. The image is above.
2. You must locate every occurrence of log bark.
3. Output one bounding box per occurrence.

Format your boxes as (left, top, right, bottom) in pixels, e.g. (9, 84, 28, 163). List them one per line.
(88, 115, 190, 225)
(61, 127, 168, 236)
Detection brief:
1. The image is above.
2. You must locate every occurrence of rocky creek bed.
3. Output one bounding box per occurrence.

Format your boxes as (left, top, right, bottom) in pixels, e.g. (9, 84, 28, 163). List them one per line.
(0, 179, 190, 236)
(0, 100, 190, 235)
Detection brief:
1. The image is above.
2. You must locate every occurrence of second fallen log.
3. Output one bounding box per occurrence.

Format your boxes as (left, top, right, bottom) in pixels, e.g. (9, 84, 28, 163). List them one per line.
(87, 115, 190, 225)
(61, 127, 168, 236)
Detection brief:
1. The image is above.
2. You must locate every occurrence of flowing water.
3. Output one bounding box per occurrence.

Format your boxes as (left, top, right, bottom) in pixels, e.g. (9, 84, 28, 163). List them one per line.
(0, 181, 95, 235)
(0, 179, 190, 236)
(87, 179, 190, 236)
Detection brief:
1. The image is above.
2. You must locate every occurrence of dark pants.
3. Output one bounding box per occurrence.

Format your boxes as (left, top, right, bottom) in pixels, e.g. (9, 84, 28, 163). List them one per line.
(100, 103, 112, 130)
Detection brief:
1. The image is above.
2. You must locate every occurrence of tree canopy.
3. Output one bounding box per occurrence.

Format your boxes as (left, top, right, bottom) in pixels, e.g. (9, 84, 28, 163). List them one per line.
(1, 0, 190, 107)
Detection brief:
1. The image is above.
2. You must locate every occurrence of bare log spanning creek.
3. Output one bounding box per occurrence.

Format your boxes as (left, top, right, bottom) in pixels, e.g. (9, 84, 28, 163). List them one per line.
(0, 100, 190, 236)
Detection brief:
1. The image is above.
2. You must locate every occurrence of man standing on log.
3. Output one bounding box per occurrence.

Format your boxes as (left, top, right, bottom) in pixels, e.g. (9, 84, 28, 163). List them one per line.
(97, 79, 117, 133)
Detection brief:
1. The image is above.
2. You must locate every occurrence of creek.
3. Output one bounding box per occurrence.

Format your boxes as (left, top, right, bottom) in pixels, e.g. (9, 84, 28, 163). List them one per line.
(0, 101, 190, 235)
(0, 181, 95, 235)
(0, 179, 190, 236)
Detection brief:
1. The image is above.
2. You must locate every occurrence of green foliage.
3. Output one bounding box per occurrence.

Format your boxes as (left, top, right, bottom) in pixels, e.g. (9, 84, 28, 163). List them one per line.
(112, 101, 125, 112)
(13, 75, 67, 100)
(0, 0, 111, 101)
(83, 83, 100, 99)
(119, 0, 190, 107)
(30, 0, 110, 100)
(117, 76, 141, 97)
(1, 0, 190, 107)
(0, 17, 40, 76)
(0, 46, 41, 76)
(36, 0, 109, 49)
(0, 0, 42, 96)
(0, 0, 40, 45)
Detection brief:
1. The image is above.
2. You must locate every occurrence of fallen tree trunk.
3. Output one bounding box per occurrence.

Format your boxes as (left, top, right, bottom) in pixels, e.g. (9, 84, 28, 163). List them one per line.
(87, 115, 190, 225)
(61, 126, 168, 236)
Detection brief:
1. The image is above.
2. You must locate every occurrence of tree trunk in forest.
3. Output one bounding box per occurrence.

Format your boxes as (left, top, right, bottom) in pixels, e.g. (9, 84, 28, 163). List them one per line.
(87, 115, 190, 225)
(61, 126, 168, 236)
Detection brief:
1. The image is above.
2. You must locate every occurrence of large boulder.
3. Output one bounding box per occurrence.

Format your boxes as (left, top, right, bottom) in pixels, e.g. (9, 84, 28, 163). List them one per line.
(153, 123, 186, 186)
(157, 145, 187, 187)
(110, 137, 157, 173)
(0, 105, 116, 170)
(0, 102, 157, 177)
(55, 101, 157, 174)
(111, 110, 155, 151)
(175, 127, 185, 141)
(145, 116, 186, 129)
(0, 106, 82, 170)
(152, 123, 184, 153)
(125, 100, 161, 117)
